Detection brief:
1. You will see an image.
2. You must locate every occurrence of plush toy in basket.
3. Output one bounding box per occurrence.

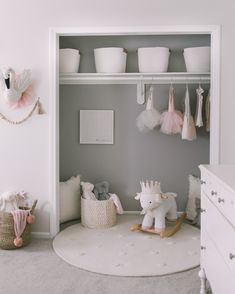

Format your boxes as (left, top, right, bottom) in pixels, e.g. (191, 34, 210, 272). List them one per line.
(0, 191, 37, 249)
(131, 181, 186, 238)
(81, 181, 123, 229)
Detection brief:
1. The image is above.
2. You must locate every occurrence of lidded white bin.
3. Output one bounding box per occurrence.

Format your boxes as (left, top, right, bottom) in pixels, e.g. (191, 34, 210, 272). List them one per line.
(94, 47, 127, 73)
(184, 46, 210, 72)
(59, 48, 80, 73)
(138, 47, 170, 73)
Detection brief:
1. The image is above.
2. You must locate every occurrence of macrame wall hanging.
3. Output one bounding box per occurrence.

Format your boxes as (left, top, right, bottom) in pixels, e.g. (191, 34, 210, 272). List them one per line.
(0, 68, 44, 124)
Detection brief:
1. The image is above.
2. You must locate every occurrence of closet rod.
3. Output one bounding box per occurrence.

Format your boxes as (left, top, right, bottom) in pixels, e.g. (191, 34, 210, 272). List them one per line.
(138, 79, 210, 84)
(60, 72, 210, 85)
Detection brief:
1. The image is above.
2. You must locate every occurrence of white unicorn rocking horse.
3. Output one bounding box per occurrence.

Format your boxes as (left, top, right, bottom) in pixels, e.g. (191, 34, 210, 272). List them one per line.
(131, 180, 186, 238)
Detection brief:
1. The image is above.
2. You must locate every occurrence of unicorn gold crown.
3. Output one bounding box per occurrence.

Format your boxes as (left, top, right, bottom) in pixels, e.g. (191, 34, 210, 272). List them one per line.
(140, 180, 161, 194)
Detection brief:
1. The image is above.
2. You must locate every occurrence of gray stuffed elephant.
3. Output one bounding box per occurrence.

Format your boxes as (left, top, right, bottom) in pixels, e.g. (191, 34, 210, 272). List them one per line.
(93, 181, 110, 200)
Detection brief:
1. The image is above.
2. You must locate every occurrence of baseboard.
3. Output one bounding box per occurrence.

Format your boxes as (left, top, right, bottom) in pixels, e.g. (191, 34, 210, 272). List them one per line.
(123, 210, 140, 215)
(31, 232, 51, 239)
(33, 212, 140, 238)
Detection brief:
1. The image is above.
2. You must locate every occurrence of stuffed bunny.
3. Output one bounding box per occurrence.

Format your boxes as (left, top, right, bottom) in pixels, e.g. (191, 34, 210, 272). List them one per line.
(0, 191, 28, 212)
(81, 182, 97, 200)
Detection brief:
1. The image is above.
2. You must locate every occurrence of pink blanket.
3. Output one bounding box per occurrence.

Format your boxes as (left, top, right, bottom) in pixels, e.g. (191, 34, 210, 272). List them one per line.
(11, 209, 30, 240)
(109, 194, 124, 214)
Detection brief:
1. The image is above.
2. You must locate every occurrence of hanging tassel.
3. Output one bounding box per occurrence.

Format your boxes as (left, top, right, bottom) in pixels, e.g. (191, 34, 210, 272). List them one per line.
(37, 98, 44, 115)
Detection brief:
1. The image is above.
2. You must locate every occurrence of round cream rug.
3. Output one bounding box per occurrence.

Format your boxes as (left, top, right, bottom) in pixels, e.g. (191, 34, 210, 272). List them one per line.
(53, 214, 200, 277)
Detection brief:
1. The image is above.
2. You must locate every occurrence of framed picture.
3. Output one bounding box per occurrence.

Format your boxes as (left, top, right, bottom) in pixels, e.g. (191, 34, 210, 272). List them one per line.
(80, 110, 114, 144)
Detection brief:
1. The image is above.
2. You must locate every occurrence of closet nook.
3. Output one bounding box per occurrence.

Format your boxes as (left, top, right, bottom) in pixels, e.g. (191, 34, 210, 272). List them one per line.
(59, 33, 211, 220)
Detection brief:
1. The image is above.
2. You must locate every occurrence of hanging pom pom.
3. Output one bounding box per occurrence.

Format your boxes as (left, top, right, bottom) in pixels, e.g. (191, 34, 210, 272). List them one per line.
(14, 237, 23, 247)
(27, 214, 35, 224)
(37, 99, 44, 115)
(136, 86, 161, 133)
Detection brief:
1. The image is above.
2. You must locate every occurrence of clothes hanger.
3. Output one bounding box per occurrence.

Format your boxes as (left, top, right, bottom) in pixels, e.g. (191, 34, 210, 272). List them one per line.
(169, 78, 174, 92)
(145, 78, 154, 102)
(186, 78, 189, 90)
(198, 78, 204, 91)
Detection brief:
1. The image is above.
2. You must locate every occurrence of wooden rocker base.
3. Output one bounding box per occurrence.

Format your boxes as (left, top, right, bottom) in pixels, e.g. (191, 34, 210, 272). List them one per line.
(130, 212, 187, 238)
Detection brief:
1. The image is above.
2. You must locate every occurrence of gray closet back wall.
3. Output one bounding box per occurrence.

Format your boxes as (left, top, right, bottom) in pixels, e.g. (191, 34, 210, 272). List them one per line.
(59, 35, 210, 211)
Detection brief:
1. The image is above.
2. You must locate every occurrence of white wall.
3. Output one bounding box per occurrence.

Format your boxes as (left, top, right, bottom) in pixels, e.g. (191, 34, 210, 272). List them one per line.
(0, 0, 234, 233)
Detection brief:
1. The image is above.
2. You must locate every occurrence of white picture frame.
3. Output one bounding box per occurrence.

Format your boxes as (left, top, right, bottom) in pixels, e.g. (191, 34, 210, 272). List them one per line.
(80, 110, 114, 144)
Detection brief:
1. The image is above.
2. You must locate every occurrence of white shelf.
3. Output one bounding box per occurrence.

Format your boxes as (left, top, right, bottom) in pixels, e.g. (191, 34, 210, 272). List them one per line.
(60, 72, 210, 85)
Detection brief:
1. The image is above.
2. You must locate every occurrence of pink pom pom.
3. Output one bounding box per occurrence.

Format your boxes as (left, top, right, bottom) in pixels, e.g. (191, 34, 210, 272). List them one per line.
(27, 214, 35, 224)
(14, 237, 23, 247)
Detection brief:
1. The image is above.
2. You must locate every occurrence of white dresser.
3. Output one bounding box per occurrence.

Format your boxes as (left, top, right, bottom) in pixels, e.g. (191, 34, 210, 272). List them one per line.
(199, 165, 235, 294)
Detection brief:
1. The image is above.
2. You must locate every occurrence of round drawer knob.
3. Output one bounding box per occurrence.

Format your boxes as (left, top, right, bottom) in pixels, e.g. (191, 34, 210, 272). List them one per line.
(211, 190, 217, 196)
(201, 246, 206, 250)
(200, 208, 206, 213)
(218, 198, 225, 203)
(200, 180, 206, 185)
(229, 253, 235, 260)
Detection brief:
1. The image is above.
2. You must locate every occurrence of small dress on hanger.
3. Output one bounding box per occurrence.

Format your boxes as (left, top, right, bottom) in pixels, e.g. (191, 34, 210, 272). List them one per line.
(182, 86, 197, 141)
(195, 85, 204, 127)
(136, 86, 161, 133)
(160, 85, 183, 135)
(205, 89, 210, 132)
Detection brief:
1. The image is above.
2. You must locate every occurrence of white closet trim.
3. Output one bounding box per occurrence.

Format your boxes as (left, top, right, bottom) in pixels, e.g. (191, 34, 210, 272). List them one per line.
(49, 25, 221, 237)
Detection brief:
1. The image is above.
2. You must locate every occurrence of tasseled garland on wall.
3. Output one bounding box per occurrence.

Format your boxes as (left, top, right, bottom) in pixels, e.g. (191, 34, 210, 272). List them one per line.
(36, 99, 44, 115)
(0, 97, 44, 125)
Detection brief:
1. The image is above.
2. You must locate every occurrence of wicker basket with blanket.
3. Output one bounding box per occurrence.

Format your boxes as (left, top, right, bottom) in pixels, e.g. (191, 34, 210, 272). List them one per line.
(0, 200, 37, 250)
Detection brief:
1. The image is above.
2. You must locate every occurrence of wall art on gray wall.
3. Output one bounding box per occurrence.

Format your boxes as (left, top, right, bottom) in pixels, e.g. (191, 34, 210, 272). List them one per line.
(80, 110, 114, 144)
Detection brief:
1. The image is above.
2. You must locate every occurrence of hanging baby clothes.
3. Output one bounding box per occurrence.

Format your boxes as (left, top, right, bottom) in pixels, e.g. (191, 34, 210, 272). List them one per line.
(195, 85, 204, 127)
(205, 89, 210, 132)
(136, 86, 161, 133)
(160, 85, 183, 135)
(182, 86, 197, 141)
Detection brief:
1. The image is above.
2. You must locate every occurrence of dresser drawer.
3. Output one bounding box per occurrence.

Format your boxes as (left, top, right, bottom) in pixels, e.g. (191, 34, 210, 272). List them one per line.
(216, 183, 235, 226)
(200, 169, 213, 198)
(201, 170, 235, 226)
(201, 226, 235, 294)
(201, 194, 235, 277)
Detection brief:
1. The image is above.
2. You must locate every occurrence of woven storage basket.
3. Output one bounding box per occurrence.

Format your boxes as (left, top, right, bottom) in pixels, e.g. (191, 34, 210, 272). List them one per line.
(81, 197, 116, 229)
(0, 200, 37, 250)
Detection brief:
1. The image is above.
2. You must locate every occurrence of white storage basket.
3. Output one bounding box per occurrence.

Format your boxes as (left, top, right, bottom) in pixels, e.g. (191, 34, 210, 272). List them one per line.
(138, 47, 170, 73)
(94, 47, 127, 73)
(183, 46, 210, 72)
(81, 197, 117, 229)
(59, 48, 80, 73)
